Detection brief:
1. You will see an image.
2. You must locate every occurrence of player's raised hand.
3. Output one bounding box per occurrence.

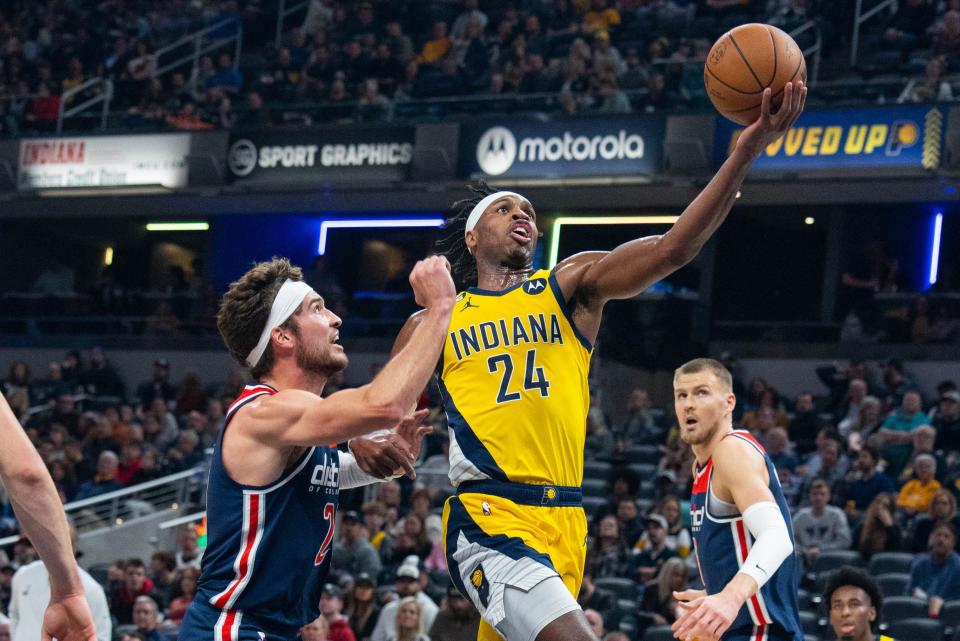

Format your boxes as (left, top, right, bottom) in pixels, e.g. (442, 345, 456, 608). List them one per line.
(671, 590, 739, 641)
(349, 410, 430, 479)
(42, 592, 98, 641)
(409, 255, 456, 312)
(396, 408, 433, 463)
(735, 80, 808, 159)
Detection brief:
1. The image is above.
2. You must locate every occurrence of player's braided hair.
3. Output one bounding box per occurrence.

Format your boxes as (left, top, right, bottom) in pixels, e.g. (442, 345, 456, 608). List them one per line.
(436, 181, 496, 287)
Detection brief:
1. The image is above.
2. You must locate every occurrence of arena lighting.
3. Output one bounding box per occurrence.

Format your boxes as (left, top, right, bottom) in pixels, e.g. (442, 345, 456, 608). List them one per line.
(103, 247, 113, 266)
(548, 216, 680, 268)
(145, 222, 210, 232)
(804, 217, 815, 225)
(317, 218, 445, 255)
(929, 211, 943, 287)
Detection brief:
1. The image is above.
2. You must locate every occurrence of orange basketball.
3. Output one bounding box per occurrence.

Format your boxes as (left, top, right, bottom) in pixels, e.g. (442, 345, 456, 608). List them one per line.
(704, 23, 807, 126)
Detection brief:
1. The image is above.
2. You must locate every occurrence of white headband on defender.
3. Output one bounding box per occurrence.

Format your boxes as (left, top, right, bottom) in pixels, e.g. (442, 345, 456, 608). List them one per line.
(245, 279, 313, 368)
(463, 191, 527, 237)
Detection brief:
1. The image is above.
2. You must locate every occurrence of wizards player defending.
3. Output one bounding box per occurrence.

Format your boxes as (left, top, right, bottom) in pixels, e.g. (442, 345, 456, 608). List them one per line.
(179, 256, 455, 641)
(393, 83, 806, 641)
(672, 358, 802, 641)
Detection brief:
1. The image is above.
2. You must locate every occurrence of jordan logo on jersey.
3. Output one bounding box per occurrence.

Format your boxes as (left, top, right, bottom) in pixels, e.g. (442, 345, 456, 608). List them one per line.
(309, 450, 339, 491)
(524, 278, 546, 294)
(460, 296, 479, 311)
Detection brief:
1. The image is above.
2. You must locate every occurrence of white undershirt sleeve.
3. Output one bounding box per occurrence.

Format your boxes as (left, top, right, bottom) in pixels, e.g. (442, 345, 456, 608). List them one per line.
(737, 501, 794, 590)
(339, 451, 392, 489)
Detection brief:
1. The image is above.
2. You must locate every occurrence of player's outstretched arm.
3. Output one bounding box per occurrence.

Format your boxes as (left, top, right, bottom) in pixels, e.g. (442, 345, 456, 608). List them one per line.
(672, 438, 793, 641)
(558, 82, 808, 312)
(0, 395, 97, 641)
(243, 256, 456, 448)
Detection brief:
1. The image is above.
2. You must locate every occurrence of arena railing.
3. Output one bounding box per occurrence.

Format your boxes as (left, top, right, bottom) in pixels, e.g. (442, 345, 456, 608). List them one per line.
(152, 17, 244, 95)
(0, 466, 206, 547)
(56, 77, 114, 134)
(850, 0, 899, 67)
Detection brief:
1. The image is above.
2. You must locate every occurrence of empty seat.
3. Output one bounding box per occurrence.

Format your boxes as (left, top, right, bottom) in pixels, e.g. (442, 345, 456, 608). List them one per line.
(809, 550, 864, 575)
(876, 572, 910, 597)
(594, 577, 639, 601)
(882, 617, 943, 641)
(642, 625, 676, 641)
(584, 460, 612, 480)
(881, 596, 928, 621)
(798, 610, 819, 635)
(868, 552, 915, 576)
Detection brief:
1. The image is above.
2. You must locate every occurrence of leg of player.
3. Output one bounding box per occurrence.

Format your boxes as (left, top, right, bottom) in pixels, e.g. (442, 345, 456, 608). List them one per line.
(496, 576, 599, 641)
(534, 611, 598, 641)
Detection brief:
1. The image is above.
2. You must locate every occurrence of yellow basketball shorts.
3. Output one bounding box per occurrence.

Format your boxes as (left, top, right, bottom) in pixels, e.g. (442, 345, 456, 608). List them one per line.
(441, 480, 588, 640)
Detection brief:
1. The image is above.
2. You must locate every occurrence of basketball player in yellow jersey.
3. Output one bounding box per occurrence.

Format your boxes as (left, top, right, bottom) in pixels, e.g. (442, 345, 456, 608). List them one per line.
(393, 82, 807, 641)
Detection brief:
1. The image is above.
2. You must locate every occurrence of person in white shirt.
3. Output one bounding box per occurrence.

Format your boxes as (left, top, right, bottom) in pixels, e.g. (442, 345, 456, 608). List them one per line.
(370, 561, 439, 641)
(10, 553, 111, 641)
(0, 394, 97, 641)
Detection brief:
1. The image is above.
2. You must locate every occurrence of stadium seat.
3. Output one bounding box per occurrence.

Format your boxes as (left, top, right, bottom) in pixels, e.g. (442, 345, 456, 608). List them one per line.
(809, 550, 864, 575)
(941, 600, 960, 639)
(642, 625, 676, 641)
(797, 588, 812, 610)
(583, 496, 607, 519)
(625, 445, 660, 465)
(594, 577, 639, 602)
(803, 635, 820, 641)
(882, 617, 943, 641)
(868, 552, 915, 575)
(628, 463, 657, 479)
(583, 460, 611, 480)
(880, 596, 928, 621)
(875, 572, 910, 597)
(798, 610, 819, 635)
(582, 478, 608, 497)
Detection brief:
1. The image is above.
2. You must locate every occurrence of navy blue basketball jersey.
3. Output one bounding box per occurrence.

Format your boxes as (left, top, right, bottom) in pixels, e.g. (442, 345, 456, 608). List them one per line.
(689, 430, 803, 641)
(193, 384, 340, 640)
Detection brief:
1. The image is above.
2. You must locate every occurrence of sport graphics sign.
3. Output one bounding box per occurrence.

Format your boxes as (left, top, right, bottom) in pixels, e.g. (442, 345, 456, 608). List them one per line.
(227, 127, 414, 184)
(714, 105, 946, 171)
(18, 134, 190, 190)
(460, 116, 664, 179)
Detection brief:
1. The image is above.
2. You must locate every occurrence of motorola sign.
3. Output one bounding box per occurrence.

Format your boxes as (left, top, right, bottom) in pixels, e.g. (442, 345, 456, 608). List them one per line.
(462, 116, 664, 179)
(228, 127, 415, 184)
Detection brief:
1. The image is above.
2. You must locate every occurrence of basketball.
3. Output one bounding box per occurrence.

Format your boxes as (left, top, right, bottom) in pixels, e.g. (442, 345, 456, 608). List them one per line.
(704, 23, 807, 126)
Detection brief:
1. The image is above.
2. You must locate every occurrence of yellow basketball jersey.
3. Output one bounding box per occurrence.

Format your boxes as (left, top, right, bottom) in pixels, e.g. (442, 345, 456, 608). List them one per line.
(439, 269, 592, 487)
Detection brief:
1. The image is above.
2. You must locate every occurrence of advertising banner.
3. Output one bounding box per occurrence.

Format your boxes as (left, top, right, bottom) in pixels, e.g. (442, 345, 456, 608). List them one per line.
(714, 105, 946, 171)
(18, 134, 191, 190)
(459, 115, 665, 179)
(227, 127, 415, 184)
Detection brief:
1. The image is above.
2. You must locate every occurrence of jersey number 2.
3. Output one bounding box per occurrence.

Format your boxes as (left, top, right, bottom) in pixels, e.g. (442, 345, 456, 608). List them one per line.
(314, 503, 335, 565)
(487, 349, 550, 403)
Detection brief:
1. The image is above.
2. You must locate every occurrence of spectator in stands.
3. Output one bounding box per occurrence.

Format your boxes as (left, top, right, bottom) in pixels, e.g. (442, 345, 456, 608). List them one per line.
(428, 584, 480, 641)
(788, 392, 824, 456)
(634, 514, 678, 583)
(585, 411, 615, 460)
(137, 359, 176, 409)
(377, 480, 405, 530)
(450, 0, 488, 42)
(908, 523, 960, 617)
(934, 391, 960, 452)
(346, 573, 380, 641)
(418, 21, 451, 65)
(2, 361, 31, 402)
(300, 616, 328, 641)
(577, 574, 616, 627)
(384, 21, 414, 65)
(835, 378, 869, 434)
(319, 583, 355, 641)
(793, 479, 852, 570)
(74, 450, 122, 501)
(898, 55, 954, 103)
(618, 387, 656, 442)
(362, 501, 389, 551)
(380, 512, 432, 576)
(899, 425, 944, 484)
(933, 10, 960, 63)
(332, 510, 383, 580)
(842, 445, 896, 515)
(126, 42, 156, 82)
(600, 468, 641, 523)
(148, 551, 177, 609)
(655, 495, 690, 558)
(388, 596, 428, 641)
(586, 514, 635, 579)
(81, 347, 126, 399)
(132, 595, 164, 641)
(882, 0, 937, 50)
(166, 566, 199, 625)
(766, 427, 798, 487)
(911, 489, 960, 553)
(898, 453, 942, 517)
(818, 361, 871, 413)
(879, 389, 928, 475)
(25, 83, 59, 130)
(356, 79, 393, 122)
(117, 442, 144, 486)
(164, 429, 202, 472)
(639, 556, 687, 625)
(616, 497, 644, 548)
(175, 526, 202, 570)
(584, 608, 605, 639)
(825, 566, 883, 641)
(110, 558, 155, 624)
(853, 493, 903, 560)
(594, 74, 631, 113)
(798, 430, 848, 497)
(583, 0, 621, 34)
(846, 396, 883, 454)
(370, 561, 438, 641)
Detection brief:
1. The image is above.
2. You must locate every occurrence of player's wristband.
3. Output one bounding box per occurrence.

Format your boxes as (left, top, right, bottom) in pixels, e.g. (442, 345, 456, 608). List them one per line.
(737, 501, 793, 590)
(339, 451, 393, 489)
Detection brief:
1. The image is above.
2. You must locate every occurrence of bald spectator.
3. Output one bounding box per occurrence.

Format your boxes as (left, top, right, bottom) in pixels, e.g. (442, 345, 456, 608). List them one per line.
(74, 451, 121, 501)
(879, 390, 928, 475)
(836, 378, 869, 435)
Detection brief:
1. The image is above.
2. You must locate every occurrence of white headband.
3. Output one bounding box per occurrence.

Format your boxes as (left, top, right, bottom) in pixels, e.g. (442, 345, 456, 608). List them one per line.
(245, 279, 313, 368)
(464, 191, 527, 237)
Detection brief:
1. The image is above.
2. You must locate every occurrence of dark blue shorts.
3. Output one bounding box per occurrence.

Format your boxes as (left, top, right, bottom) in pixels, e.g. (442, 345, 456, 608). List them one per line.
(178, 600, 295, 641)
